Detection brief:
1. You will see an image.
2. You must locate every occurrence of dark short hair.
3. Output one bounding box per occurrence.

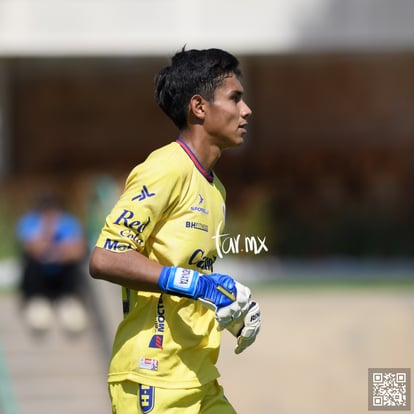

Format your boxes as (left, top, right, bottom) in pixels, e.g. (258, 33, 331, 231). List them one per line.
(155, 47, 241, 130)
(35, 191, 61, 211)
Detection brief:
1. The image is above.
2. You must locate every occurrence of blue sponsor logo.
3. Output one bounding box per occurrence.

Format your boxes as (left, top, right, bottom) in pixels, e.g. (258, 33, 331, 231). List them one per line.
(185, 221, 208, 232)
(132, 185, 155, 201)
(139, 385, 155, 413)
(188, 249, 216, 271)
(149, 334, 163, 349)
(114, 210, 150, 233)
(103, 238, 132, 252)
(155, 296, 165, 333)
(190, 205, 209, 214)
(119, 229, 144, 246)
(190, 193, 208, 214)
(149, 296, 165, 349)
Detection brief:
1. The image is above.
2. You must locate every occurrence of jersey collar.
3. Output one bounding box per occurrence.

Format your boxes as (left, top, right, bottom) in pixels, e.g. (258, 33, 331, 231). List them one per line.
(176, 138, 214, 183)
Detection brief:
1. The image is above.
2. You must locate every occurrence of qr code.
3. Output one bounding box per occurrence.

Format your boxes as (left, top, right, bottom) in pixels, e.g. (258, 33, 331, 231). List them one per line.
(369, 368, 411, 411)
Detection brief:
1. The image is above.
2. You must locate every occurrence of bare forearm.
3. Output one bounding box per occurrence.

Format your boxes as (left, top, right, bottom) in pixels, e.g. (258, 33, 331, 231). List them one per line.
(89, 247, 163, 292)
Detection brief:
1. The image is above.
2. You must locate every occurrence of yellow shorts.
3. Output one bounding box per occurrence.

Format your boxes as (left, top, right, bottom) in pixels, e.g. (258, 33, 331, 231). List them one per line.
(109, 380, 237, 414)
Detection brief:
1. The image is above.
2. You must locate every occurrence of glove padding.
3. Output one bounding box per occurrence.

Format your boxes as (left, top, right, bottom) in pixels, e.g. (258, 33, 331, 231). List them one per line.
(215, 281, 251, 330)
(158, 266, 251, 329)
(227, 300, 261, 354)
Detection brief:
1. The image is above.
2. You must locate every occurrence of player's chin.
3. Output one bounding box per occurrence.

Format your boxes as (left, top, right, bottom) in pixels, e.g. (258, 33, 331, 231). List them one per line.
(225, 139, 244, 150)
(221, 135, 245, 150)
(235, 134, 246, 146)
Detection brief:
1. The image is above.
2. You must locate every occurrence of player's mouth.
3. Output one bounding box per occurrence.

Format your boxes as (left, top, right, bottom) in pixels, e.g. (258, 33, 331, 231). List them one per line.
(239, 123, 248, 134)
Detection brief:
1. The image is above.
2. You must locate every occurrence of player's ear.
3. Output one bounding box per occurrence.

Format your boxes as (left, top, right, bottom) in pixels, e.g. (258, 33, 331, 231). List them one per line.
(189, 94, 206, 121)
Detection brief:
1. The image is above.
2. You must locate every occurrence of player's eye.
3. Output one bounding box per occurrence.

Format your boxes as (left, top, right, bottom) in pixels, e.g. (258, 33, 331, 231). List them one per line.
(231, 93, 242, 103)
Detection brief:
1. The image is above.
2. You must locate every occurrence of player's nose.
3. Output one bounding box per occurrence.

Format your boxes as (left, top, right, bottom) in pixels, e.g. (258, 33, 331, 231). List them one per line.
(241, 100, 252, 118)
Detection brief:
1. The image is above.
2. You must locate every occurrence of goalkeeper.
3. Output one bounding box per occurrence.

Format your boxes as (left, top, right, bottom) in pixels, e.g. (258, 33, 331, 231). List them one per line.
(89, 47, 261, 414)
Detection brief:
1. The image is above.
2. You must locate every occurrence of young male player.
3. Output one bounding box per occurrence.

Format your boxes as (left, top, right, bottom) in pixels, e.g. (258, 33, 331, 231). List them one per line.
(89, 47, 261, 414)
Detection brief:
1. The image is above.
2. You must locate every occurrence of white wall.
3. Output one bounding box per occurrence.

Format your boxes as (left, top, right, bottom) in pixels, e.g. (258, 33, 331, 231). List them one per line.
(0, 0, 414, 56)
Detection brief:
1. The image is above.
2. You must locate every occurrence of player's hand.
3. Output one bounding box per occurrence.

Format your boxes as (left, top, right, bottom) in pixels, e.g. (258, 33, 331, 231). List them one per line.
(215, 281, 251, 330)
(158, 267, 251, 327)
(227, 300, 261, 354)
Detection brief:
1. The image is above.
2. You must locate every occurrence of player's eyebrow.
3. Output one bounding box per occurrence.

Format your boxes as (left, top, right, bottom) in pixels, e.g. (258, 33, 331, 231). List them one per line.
(230, 90, 243, 101)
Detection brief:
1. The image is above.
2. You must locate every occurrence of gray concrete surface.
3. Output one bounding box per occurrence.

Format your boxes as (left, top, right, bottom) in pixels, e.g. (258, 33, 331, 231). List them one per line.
(218, 288, 414, 414)
(1, 257, 414, 414)
(0, 291, 112, 414)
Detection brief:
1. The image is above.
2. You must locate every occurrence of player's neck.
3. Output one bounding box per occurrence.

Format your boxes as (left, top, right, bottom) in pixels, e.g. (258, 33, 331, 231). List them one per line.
(178, 134, 222, 172)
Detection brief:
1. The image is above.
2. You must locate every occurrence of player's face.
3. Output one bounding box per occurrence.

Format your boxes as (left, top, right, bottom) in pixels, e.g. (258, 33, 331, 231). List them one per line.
(204, 74, 252, 150)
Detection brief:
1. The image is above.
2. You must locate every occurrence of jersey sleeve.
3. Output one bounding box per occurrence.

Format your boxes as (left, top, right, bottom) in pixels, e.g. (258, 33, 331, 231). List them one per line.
(95, 153, 184, 254)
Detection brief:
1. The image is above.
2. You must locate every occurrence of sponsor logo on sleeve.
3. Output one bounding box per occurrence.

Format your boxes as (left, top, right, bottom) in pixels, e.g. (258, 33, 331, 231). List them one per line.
(132, 185, 155, 201)
(120, 229, 144, 246)
(107, 210, 150, 250)
(114, 210, 150, 234)
(103, 238, 133, 252)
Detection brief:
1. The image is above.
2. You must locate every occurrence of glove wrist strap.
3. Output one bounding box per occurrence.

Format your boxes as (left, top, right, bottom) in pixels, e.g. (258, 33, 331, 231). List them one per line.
(158, 266, 200, 298)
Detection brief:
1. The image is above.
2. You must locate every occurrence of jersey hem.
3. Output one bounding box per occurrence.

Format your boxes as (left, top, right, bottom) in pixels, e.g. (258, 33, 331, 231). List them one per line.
(107, 371, 220, 389)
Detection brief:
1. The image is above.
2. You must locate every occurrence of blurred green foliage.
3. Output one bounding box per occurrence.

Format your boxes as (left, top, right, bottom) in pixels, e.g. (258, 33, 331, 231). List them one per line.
(0, 202, 19, 260)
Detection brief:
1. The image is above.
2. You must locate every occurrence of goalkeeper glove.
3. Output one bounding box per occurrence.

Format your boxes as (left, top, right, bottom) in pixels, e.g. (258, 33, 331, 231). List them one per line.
(227, 300, 261, 354)
(158, 266, 251, 329)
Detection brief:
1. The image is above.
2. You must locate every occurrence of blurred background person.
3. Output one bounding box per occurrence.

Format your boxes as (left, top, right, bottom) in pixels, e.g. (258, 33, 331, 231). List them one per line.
(16, 191, 88, 335)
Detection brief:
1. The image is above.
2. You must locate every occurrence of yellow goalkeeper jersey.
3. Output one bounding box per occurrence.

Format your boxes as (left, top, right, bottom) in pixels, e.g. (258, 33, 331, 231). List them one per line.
(96, 139, 227, 388)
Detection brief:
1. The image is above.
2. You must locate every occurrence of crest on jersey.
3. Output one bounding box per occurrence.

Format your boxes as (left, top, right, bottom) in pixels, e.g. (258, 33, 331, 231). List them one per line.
(139, 384, 155, 413)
